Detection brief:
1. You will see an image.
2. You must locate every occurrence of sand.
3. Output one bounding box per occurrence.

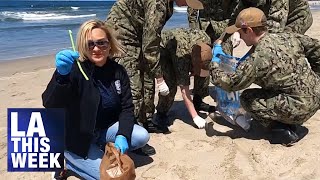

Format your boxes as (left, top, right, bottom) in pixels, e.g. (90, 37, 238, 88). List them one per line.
(1, 11, 320, 180)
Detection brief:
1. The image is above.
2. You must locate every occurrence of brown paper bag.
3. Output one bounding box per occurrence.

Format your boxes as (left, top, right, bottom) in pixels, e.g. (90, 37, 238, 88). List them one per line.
(100, 143, 136, 180)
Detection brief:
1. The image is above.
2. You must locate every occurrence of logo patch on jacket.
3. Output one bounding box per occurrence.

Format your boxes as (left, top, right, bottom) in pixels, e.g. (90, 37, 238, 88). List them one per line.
(115, 80, 121, 94)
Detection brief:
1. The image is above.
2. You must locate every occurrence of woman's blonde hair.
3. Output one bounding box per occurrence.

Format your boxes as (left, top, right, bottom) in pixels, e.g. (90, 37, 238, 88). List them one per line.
(76, 19, 124, 61)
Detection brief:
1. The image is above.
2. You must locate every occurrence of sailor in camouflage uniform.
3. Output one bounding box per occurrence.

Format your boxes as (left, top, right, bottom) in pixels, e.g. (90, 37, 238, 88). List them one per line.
(187, 0, 239, 113)
(105, 0, 202, 135)
(155, 28, 213, 130)
(212, 8, 320, 146)
(187, 0, 239, 52)
(233, 0, 313, 34)
(231, 0, 289, 33)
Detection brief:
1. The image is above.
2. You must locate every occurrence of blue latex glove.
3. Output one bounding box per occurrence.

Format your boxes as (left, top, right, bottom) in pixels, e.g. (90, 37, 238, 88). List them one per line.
(212, 44, 226, 63)
(55, 50, 79, 75)
(114, 135, 129, 154)
(212, 44, 236, 63)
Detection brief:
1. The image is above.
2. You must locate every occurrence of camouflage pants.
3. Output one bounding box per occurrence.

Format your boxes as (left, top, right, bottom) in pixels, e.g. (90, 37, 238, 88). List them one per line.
(115, 51, 155, 124)
(156, 56, 178, 113)
(106, 14, 154, 124)
(193, 75, 209, 98)
(240, 88, 319, 127)
(114, 54, 155, 124)
(143, 70, 156, 121)
(154, 54, 210, 113)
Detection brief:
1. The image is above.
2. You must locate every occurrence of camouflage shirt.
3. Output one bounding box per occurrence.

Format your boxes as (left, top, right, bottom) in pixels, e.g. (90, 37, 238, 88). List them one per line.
(210, 33, 320, 111)
(187, 0, 239, 35)
(161, 28, 211, 86)
(106, 0, 173, 77)
(286, 0, 313, 34)
(295, 33, 320, 76)
(231, 0, 289, 33)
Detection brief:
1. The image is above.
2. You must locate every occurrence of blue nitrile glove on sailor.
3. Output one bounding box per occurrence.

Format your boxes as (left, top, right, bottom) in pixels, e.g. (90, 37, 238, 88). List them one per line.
(212, 44, 234, 63)
(55, 50, 79, 75)
(212, 44, 251, 66)
(115, 135, 129, 154)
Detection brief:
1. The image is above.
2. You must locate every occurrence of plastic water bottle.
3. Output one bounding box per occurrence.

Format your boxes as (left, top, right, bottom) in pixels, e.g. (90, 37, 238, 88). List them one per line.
(235, 115, 251, 132)
(215, 54, 242, 126)
(218, 54, 239, 73)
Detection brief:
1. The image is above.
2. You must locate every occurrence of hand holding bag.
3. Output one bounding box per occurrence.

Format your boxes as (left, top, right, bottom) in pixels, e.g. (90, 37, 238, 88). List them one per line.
(100, 143, 136, 180)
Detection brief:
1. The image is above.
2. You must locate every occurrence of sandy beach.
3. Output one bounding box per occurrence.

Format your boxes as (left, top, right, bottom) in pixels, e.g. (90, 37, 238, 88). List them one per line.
(1, 11, 320, 180)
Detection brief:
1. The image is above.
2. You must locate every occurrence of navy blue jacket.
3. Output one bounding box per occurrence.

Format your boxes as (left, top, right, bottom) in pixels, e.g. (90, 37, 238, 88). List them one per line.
(42, 59, 134, 158)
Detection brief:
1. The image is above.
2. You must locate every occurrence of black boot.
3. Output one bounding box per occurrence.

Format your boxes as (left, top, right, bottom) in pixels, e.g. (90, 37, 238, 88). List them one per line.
(52, 169, 82, 180)
(153, 112, 170, 134)
(143, 116, 170, 134)
(132, 144, 156, 156)
(270, 122, 300, 146)
(193, 94, 215, 113)
(143, 121, 167, 133)
(52, 169, 69, 180)
(155, 112, 170, 125)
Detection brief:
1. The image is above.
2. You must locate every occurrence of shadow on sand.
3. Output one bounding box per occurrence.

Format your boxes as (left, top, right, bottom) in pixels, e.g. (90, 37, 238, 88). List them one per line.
(161, 87, 309, 145)
(128, 152, 154, 168)
(167, 100, 209, 128)
(206, 116, 270, 141)
(205, 114, 309, 145)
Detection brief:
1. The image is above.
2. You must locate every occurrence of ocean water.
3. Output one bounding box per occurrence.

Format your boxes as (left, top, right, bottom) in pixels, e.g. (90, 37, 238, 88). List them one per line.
(1, 1, 319, 61)
(0, 0, 189, 61)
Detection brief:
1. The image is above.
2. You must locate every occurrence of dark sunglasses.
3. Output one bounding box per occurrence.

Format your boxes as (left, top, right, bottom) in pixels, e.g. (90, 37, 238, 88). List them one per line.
(88, 39, 110, 50)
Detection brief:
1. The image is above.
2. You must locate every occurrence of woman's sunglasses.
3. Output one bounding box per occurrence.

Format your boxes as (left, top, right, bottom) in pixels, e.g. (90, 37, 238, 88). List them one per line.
(88, 39, 110, 50)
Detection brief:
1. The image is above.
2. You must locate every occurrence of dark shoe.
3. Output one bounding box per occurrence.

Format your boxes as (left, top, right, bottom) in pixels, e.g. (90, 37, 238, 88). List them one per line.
(290, 124, 308, 142)
(132, 144, 156, 156)
(193, 94, 215, 113)
(154, 112, 170, 126)
(270, 122, 300, 146)
(53, 169, 82, 180)
(52, 169, 68, 180)
(143, 121, 170, 134)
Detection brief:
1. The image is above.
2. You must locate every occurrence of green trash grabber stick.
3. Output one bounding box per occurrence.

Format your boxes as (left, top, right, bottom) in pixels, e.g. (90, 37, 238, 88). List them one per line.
(68, 30, 89, 80)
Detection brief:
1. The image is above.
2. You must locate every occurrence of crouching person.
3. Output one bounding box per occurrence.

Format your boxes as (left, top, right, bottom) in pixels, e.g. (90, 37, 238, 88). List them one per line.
(42, 19, 149, 180)
(211, 8, 320, 146)
(155, 28, 215, 130)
